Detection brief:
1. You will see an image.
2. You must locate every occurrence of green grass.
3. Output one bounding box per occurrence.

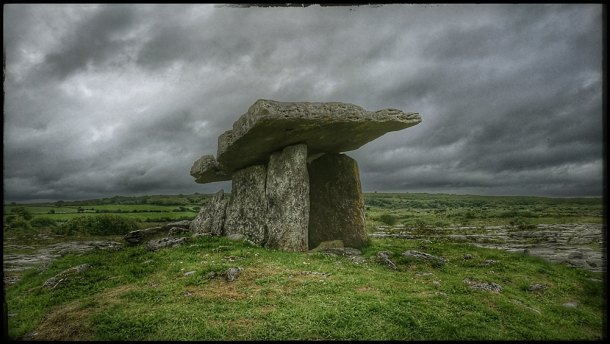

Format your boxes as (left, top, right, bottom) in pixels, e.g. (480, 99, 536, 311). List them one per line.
(364, 193, 603, 229)
(5, 235, 605, 340)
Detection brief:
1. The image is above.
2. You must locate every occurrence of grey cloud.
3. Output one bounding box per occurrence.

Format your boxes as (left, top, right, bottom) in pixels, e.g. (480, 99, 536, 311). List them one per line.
(3, 4, 604, 202)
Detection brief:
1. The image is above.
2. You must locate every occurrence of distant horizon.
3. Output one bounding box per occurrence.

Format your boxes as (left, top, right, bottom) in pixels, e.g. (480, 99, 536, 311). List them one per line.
(4, 190, 604, 205)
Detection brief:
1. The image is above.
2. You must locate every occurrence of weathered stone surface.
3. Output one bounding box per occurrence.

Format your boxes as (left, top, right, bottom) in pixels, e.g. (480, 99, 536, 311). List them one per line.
(376, 251, 398, 270)
(189, 190, 228, 235)
(223, 165, 268, 245)
(265, 144, 309, 252)
(308, 153, 367, 249)
(162, 220, 191, 231)
(222, 267, 242, 282)
(402, 250, 446, 266)
(190, 155, 231, 183)
(124, 227, 164, 244)
(193, 99, 421, 183)
(463, 278, 502, 293)
(43, 264, 91, 289)
(146, 237, 188, 251)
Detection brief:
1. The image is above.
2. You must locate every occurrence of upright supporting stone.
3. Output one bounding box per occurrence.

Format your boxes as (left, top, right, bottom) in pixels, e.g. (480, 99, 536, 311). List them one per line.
(189, 189, 228, 235)
(224, 165, 268, 245)
(265, 144, 309, 252)
(308, 153, 368, 249)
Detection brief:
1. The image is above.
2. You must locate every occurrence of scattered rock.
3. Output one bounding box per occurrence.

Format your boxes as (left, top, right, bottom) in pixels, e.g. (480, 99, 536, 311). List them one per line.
(567, 251, 583, 259)
(482, 259, 497, 267)
(527, 284, 546, 292)
(146, 237, 189, 251)
(432, 280, 441, 288)
(168, 227, 191, 236)
(43, 264, 91, 289)
(183, 271, 196, 276)
(463, 278, 502, 293)
(124, 227, 164, 244)
(463, 254, 473, 260)
(162, 220, 191, 230)
(205, 272, 218, 279)
(222, 267, 242, 282)
(376, 251, 398, 270)
(321, 247, 362, 257)
(562, 301, 579, 309)
(301, 271, 330, 277)
(402, 250, 446, 266)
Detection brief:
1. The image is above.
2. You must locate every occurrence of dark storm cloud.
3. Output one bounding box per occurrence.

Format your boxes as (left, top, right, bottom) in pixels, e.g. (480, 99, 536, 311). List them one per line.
(3, 4, 603, 202)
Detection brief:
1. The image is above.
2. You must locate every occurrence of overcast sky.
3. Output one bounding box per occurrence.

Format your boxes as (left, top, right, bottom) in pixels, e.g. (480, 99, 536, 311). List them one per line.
(3, 4, 604, 202)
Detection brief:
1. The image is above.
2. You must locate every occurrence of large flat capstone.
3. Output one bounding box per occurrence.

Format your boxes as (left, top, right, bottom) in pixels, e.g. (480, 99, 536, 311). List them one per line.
(191, 99, 421, 183)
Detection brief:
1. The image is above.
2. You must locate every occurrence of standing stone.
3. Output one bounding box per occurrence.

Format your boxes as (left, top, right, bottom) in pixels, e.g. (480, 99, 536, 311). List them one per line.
(265, 144, 309, 252)
(308, 153, 367, 249)
(224, 165, 268, 245)
(189, 190, 228, 236)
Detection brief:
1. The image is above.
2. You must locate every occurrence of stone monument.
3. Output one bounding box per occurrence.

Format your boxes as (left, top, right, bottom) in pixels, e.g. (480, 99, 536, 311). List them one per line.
(190, 99, 421, 252)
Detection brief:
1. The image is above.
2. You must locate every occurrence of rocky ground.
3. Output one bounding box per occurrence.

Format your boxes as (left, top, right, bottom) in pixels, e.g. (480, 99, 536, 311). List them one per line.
(3, 239, 123, 285)
(371, 223, 605, 273)
(3, 223, 605, 286)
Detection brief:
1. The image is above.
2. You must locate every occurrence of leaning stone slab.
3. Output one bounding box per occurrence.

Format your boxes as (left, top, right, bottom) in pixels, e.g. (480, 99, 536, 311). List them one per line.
(190, 189, 228, 235)
(265, 144, 309, 252)
(192, 99, 421, 183)
(308, 153, 368, 249)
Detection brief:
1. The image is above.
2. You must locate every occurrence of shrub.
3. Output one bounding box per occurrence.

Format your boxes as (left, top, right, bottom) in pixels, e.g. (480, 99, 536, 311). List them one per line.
(378, 214, 398, 226)
(30, 217, 57, 228)
(56, 215, 138, 235)
(9, 217, 32, 230)
(11, 207, 33, 221)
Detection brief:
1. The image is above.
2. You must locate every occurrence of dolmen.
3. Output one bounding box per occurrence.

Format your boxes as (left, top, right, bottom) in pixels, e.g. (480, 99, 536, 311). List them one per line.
(190, 99, 421, 252)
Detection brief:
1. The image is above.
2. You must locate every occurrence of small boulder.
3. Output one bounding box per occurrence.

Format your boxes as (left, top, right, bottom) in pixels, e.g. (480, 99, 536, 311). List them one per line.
(527, 284, 546, 292)
(146, 237, 189, 251)
(463, 254, 473, 260)
(376, 251, 398, 270)
(402, 250, 446, 266)
(162, 220, 191, 230)
(124, 227, 164, 244)
(463, 278, 502, 293)
(562, 301, 579, 309)
(222, 267, 242, 282)
(43, 263, 91, 289)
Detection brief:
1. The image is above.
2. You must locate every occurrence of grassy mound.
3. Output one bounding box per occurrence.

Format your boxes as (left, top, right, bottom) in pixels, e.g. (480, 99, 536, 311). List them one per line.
(5, 236, 604, 340)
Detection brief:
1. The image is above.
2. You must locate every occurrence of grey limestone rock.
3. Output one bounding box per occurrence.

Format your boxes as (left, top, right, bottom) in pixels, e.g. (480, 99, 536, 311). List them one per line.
(308, 153, 367, 249)
(223, 165, 268, 245)
(402, 250, 446, 266)
(189, 189, 228, 235)
(146, 237, 189, 251)
(124, 227, 164, 244)
(43, 263, 91, 289)
(265, 144, 309, 252)
(192, 99, 421, 183)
